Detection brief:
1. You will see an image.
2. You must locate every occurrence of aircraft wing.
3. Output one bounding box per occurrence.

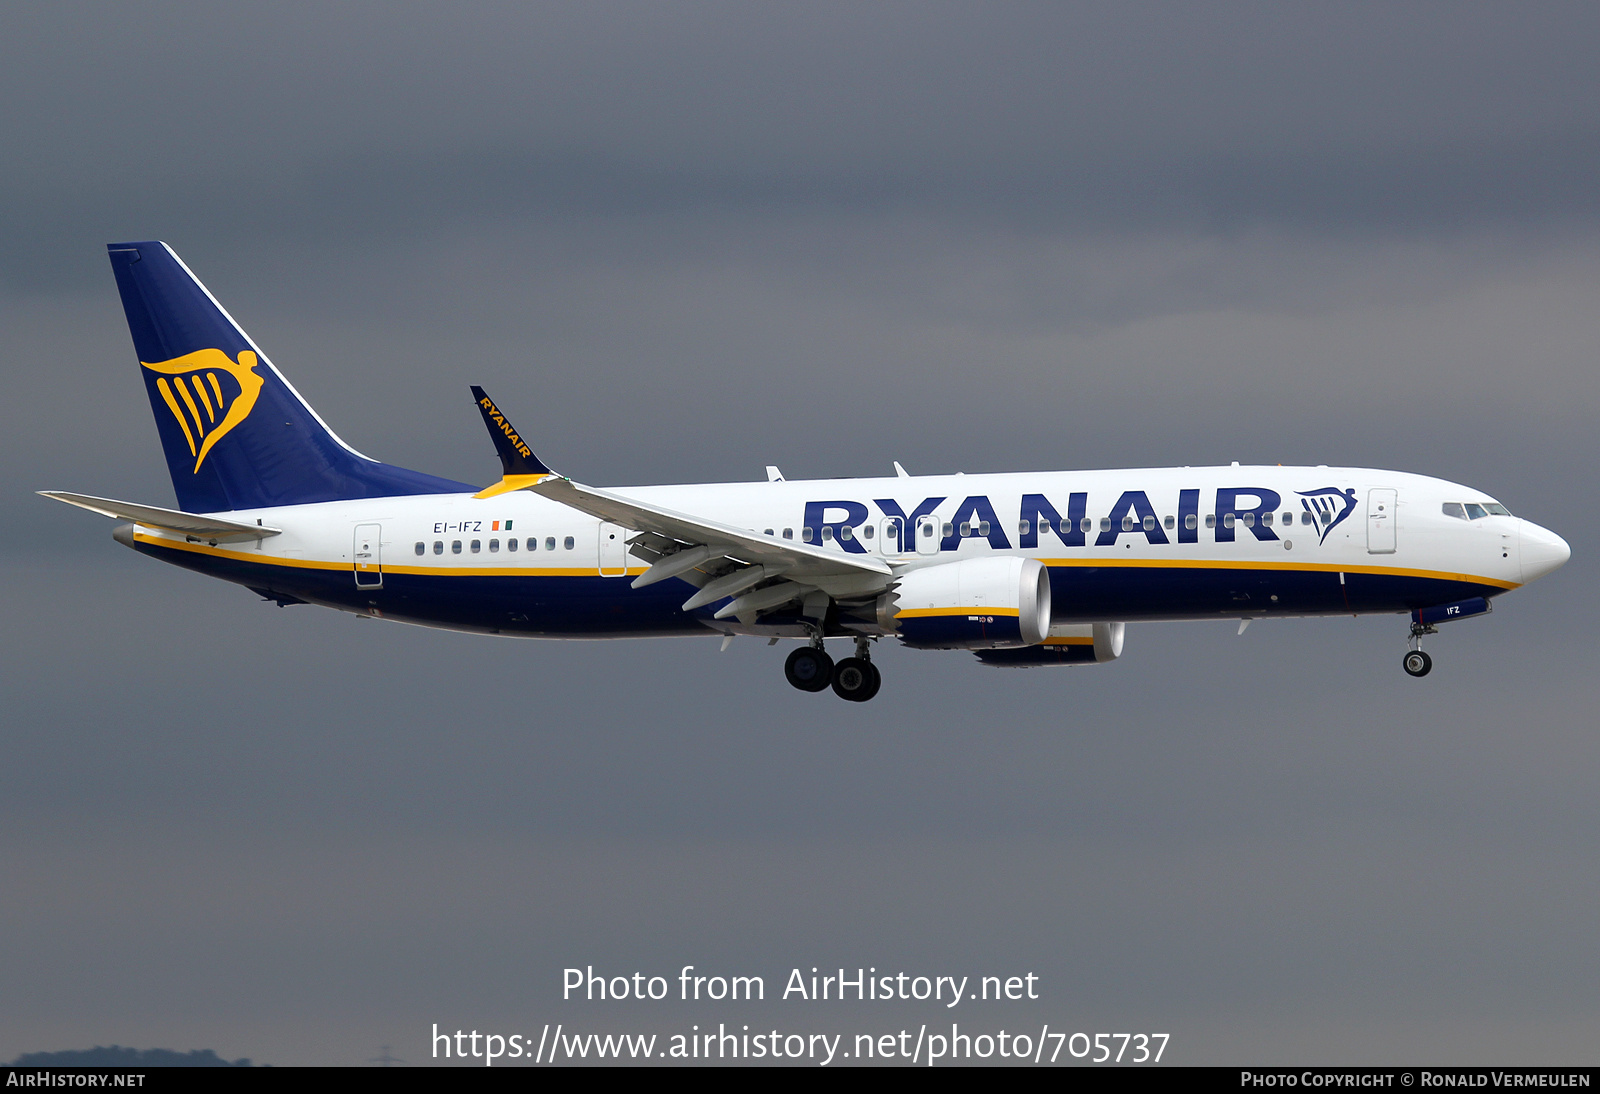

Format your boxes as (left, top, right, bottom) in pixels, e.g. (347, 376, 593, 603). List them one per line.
(467, 386, 892, 620)
(527, 475, 892, 583)
(38, 491, 281, 542)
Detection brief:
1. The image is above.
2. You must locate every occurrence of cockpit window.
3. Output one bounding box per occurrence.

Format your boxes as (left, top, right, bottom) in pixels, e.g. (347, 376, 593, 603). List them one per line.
(1442, 502, 1467, 520)
(1465, 503, 1489, 520)
(1484, 502, 1511, 516)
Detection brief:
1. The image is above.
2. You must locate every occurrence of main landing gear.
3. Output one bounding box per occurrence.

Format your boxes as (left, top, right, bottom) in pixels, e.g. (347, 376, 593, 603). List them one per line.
(1403, 622, 1436, 678)
(784, 635, 881, 702)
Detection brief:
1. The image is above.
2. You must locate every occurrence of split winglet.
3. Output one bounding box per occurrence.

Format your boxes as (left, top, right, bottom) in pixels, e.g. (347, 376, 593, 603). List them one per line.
(470, 386, 555, 498)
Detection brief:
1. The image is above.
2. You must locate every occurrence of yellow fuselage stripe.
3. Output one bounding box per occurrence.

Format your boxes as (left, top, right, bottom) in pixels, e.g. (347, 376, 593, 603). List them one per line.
(131, 533, 1516, 589)
(1038, 556, 1519, 590)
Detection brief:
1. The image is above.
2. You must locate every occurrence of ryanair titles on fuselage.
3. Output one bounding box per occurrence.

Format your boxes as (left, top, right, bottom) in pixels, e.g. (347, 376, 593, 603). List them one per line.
(800, 484, 1351, 554)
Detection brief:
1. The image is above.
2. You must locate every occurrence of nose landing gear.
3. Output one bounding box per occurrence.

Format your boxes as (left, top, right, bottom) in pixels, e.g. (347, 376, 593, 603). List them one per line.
(1403, 622, 1436, 677)
(1402, 649, 1433, 677)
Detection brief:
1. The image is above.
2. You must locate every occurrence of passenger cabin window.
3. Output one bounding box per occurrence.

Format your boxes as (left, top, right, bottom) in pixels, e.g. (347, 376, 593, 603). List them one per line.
(1241, 513, 1254, 528)
(1465, 503, 1488, 520)
(863, 525, 874, 539)
(1142, 515, 1156, 531)
(1205, 514, 1216, 529)
(433, 541, 444, 554)
(1184, 514, 1197, 531)
(470, 540, 481, 553)
(1224, 514, 1236, 529)
(1442, 502, 1467, 520)
(782, 528, 793, 540)
(488, 539, 499, 552)
(822, 526, 834, 541)
(1282, 512, 1293, 525)
(1164, 515, 1175, 530)
(1301, 511, 1312, 525)
(563, 536, 575, 550)
(1100, 517, 1112, 532)
(1019, 520, 1031, 536)
(546, 536, 556, 551)
(414, 542, 425, 556)
(1121, 515, 1134, 532)
(451, 540, 462, 554)
(838, 525, 853, 541)
(960, 522, 972, 537)
(764, 528, 774, 536)
(979, 521, 991, 536)
(802, 527, 814, 543)
(1079, 517, 1093, 534)
(508, 537, 518, 551)
(1262, 513, 1273, 527)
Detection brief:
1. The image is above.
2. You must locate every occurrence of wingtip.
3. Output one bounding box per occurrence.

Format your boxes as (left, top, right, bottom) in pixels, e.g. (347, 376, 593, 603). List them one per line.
(470, 386, 553, 477)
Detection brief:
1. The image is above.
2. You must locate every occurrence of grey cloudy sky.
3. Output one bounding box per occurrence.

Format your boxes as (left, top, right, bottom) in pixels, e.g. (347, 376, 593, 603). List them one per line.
(2, 2, 1597, 1066)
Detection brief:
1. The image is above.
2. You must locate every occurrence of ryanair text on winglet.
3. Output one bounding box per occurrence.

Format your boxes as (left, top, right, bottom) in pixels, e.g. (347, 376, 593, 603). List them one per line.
(478, 394, 533, 460)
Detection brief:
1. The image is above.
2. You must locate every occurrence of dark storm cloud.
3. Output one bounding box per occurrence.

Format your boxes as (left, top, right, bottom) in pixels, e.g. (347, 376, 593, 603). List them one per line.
(6, 0, 1600, 283)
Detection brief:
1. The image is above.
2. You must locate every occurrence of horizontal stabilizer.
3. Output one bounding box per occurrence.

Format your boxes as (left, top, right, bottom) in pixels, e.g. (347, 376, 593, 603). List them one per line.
(38, 491, 281, 542)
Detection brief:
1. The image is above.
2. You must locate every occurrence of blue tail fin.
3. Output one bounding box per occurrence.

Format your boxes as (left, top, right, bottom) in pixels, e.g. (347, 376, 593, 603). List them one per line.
(107, 241, 471, 512)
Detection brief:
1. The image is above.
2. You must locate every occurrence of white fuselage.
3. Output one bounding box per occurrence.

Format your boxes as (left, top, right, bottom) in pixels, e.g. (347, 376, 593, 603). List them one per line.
(125, 464, 1568, 640)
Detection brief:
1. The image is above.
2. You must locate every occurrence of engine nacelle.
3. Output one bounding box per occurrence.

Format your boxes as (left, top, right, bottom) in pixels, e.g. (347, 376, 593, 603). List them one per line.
(879, 556, 1051, 649)
(973, 622, 1125, 667)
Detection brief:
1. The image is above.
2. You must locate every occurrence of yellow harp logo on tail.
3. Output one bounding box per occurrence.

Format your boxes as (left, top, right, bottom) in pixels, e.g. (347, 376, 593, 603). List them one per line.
(142, 349, 265, 473)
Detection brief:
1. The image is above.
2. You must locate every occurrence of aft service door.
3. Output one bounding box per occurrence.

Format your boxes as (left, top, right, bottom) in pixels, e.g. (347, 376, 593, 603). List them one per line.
(599, 522, 628, 576)
(1367, 489, 1396, 554)
(354, 523, 383, 588)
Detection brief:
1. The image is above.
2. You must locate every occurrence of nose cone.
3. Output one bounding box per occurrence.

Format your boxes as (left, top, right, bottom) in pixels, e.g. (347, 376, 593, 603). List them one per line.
(1520, 521, 1571, 583)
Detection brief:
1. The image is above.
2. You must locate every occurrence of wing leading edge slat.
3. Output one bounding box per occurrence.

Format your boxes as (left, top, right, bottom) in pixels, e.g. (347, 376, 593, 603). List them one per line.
(528, 476, 892, 583)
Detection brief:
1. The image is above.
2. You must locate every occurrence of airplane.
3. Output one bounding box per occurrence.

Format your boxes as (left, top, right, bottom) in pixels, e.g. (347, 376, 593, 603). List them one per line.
(40, 241, 1571, 701)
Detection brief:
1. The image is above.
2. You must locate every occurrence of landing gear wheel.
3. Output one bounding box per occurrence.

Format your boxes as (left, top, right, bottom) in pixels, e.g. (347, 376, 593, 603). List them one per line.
(784, 647, 834, 692)
(1402, 650, 1433, 678)
(831, 657, 881, 702)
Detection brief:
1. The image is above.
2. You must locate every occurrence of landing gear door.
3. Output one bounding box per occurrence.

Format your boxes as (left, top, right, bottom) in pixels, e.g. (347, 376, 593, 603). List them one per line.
(1367, 488, 1397, 554)
(599, 522, 628, 576)
(354, 523, 383, 588)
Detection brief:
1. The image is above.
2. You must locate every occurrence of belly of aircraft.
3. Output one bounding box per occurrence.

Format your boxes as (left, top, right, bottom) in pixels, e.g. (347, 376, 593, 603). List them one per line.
(136, 536, 1509, 637)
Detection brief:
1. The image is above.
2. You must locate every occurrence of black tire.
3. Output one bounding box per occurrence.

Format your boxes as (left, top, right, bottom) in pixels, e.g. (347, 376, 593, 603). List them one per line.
(831, 657, 879, 702)
(785, 647, 834, 692)
(1402, 650, 1433, 678)
(861, 661, 882, 701)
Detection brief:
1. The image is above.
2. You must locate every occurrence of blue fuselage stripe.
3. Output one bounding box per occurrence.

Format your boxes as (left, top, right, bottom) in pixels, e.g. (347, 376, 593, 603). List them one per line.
(137, 540, 1507, 637)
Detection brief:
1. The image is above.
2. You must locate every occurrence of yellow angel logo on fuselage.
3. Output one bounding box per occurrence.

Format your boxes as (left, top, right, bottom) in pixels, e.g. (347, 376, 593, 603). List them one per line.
(142, 348, 265, 473)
